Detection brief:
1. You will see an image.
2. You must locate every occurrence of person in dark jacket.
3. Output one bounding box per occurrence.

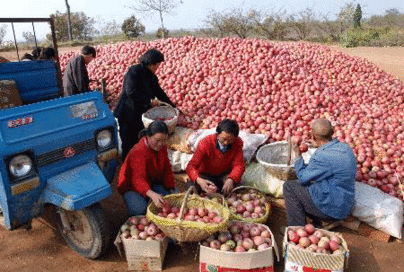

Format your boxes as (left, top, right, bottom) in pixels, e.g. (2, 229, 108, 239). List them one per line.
(63, 45, 96, 96)
(113, 48, 177, 160)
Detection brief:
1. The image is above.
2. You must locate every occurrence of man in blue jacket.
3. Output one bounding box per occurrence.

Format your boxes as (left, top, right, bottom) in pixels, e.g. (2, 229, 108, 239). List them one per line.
(283, 118, 357, 226)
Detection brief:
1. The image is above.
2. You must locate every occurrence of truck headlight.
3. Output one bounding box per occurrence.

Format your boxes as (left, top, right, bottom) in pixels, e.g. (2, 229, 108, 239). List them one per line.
(9, 155, 33, 178)
(97, 129, 112, 149)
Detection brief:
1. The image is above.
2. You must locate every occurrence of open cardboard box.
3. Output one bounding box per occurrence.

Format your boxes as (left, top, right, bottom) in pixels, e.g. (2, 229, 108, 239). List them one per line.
(114, 216, 169, 271)
(283, 226, 349, 272)
(199, 222, 279, 272)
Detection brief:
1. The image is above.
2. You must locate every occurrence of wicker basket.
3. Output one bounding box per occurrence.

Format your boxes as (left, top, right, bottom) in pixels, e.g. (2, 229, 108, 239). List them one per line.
(256, 141, 298, 181)
(200, 192, 226, 206)
(142, 101, 179, 134)
(146, 187, 230, 242)
(227, 186, 271, 224)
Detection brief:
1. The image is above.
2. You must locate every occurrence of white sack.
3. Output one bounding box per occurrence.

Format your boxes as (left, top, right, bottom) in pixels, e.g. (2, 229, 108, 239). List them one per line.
(168, 149, 193, 173)
(353, 181, 404, 239)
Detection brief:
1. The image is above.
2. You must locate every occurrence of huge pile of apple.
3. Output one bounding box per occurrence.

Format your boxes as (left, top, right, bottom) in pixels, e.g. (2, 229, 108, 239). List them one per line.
(59, 37, 404, 199)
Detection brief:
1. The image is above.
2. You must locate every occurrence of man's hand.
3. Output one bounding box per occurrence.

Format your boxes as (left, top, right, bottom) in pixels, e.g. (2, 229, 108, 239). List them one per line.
(196, 177, 217, 195)
(292, 142, 302, 158)
(307, 139, 318, 148)
(146, 190, 167, 208)
(222, 178, 234, 196)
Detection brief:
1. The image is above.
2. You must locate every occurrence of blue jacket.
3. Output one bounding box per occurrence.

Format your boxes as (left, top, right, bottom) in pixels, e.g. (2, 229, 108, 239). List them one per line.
(294, 139, 356, 219)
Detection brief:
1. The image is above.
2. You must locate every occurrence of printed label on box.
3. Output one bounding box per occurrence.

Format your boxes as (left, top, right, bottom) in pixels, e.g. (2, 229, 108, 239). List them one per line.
(200, 262, 274, 272)
(285, 261, 343, 272)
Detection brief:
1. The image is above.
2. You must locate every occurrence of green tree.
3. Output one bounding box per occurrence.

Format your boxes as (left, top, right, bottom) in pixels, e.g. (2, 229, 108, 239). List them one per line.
(353, 4, 362, 28)
(49, 11, 96, 41)
(121, 15, 145, 38)
(0, 24, 7, 45)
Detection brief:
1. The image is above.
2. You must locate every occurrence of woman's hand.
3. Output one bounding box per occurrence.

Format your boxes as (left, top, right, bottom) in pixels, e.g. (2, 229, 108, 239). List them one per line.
(222, 178, 234, 196)
(151, 99, 160, 107)
(146, 190, 167, 208)
(196, 177, 217, 195)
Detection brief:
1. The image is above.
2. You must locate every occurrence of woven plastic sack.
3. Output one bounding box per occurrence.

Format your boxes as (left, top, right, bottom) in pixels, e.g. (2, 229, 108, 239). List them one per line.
(188, 128, 268, 163)
(167, 126, 194, 153)
(241, 162, 285, 198)
(168, 149, 193, 173)
(352, 181, 403, 239)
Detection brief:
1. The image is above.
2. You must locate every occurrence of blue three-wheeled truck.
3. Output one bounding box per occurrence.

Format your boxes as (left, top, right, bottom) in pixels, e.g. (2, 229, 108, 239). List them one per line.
(0, 18, 119, 259)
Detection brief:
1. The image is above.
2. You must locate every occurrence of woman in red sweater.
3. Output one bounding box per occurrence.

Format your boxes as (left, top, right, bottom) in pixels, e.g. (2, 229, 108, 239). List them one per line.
(186, 119, 245, 195)
(117, 121, 175, 216)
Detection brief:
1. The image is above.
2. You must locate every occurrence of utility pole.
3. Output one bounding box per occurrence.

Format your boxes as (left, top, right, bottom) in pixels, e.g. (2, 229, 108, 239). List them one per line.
(65, 0, 73, 41)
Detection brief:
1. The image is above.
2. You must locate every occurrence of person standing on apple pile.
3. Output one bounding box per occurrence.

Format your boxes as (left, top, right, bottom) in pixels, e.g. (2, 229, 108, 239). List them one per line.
(186, 119, 245, 196)
(117, 121, 176, 216)
(283, 118, 357, 227)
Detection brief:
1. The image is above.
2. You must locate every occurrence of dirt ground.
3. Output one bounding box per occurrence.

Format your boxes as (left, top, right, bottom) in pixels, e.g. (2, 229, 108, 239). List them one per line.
(1, 45, 404, 271)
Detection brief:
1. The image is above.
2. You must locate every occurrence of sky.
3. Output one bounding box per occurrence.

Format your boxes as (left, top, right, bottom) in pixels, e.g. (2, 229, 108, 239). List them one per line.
(0, 0, 402, 42)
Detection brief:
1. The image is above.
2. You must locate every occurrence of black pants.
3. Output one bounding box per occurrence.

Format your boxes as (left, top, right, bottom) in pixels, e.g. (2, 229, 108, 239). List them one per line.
(118, 120, 144, 161)
(283, 180, 332, 226)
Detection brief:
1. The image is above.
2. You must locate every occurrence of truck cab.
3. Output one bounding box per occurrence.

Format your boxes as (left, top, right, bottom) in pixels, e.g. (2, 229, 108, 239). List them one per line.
(0, 17, 119, 259)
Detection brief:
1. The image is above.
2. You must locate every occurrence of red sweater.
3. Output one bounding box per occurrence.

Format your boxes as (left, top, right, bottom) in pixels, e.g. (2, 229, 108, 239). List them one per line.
(117, 137, 175, 196)
(186, 134, 245, 183)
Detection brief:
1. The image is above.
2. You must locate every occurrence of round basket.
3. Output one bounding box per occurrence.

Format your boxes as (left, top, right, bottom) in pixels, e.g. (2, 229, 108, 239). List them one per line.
(256, 141, 298, 181)
(200, 192, 226, 206)
(146, 187, 230, 242)
(142, 101, 178, 134)
(226, 186, 271, 224)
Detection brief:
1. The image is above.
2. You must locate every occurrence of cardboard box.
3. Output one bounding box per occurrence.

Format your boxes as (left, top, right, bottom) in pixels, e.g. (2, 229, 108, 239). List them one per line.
(199, 223, 279, 272)
(0, 80, 22, 109)
(115, 217, 169, 271)
(283, 227, 349, 272)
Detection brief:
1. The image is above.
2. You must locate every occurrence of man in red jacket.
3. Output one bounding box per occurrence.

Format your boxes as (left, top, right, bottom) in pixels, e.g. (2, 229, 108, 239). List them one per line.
(186, 119, 245, 195)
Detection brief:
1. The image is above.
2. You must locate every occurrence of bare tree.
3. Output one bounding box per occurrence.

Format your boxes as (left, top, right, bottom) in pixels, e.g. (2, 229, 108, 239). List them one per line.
(289, 8, 316, 40)
(250, 8, 289, 40)
(203, 10, 231, 37)
(65, 0, 73, 41)
(129, 0, 183, 38)
(204, 8, 255, 39)
(316, 13, 343, 42)
(337, 1, 356, 33)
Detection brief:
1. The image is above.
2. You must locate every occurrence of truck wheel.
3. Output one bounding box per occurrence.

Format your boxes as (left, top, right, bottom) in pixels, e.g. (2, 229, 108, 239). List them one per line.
(56, 204, 111, 259)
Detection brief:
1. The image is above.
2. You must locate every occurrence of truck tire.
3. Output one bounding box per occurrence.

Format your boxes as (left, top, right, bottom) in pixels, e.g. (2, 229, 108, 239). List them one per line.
(56, 204, 112, 259)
